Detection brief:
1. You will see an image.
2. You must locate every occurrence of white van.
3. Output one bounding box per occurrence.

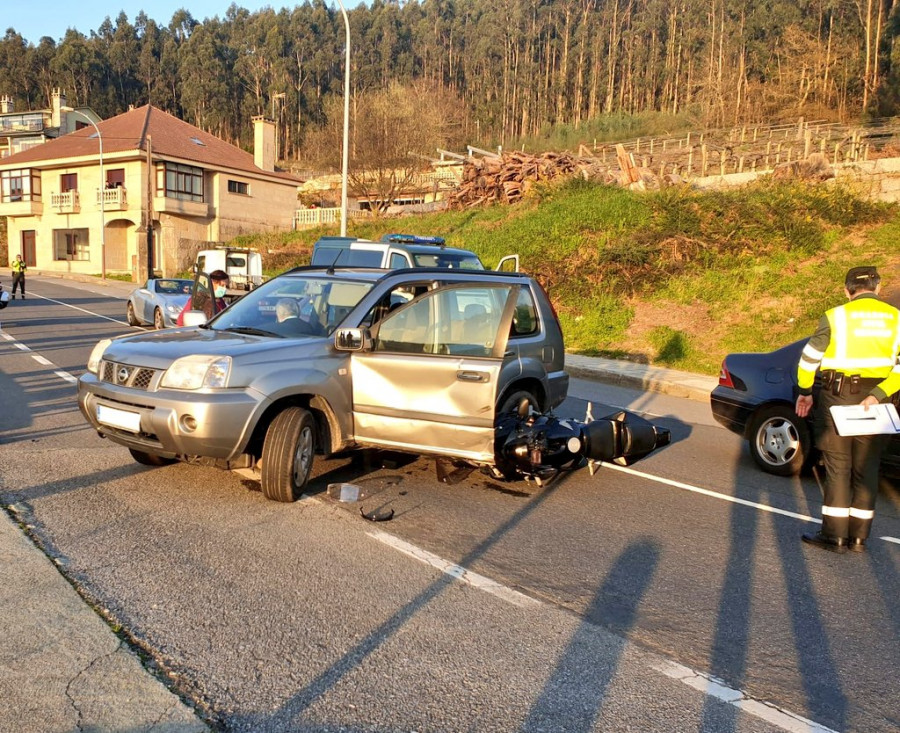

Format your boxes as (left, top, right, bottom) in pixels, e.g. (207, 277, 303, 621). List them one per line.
(311, 234, 518, 271)
(194, 247, 264, 290)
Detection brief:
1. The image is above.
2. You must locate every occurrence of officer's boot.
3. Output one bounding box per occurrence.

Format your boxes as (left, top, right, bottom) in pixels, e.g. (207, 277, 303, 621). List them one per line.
(802, 511, 849, 553)
(847, 510, 873, 553)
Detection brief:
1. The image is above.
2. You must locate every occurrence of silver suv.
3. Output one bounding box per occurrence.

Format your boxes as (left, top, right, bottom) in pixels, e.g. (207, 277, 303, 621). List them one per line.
(77, 267, 568, 501)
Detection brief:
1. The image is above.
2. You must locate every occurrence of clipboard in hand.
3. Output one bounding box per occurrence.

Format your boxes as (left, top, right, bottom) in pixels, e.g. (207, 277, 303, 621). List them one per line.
(830, 403, 900, 436)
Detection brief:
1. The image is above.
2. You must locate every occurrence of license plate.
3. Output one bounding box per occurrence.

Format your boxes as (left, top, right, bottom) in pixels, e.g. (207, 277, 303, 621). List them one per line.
(97, 404, 141, 433)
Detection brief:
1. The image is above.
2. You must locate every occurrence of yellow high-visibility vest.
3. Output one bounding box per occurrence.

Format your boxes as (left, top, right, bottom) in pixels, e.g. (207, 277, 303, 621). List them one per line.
(820, 297, 899, 376)
(798, 294, 900, 400)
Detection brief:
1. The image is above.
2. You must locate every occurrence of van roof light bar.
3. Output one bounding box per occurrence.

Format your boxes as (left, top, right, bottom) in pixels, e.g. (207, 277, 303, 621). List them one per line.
(382, 233, 446, 247)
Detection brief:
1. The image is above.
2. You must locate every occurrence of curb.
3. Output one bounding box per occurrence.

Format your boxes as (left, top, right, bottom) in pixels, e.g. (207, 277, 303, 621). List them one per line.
(565, 357, 718, 404)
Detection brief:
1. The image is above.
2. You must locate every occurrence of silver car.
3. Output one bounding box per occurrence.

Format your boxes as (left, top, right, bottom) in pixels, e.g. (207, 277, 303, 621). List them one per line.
(126, 278, 194, 329)
(78, 267, 569, 502)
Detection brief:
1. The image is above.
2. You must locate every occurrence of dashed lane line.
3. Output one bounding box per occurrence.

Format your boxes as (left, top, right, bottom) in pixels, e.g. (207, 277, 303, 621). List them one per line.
(367, 528, 541, 609)
(369, 527, 842, 733)
(1, 331, 79, 384)
(653, 660, 839, 733)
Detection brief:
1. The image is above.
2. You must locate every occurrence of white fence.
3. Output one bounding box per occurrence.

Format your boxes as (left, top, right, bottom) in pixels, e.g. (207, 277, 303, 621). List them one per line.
(293, 208, 371, 230)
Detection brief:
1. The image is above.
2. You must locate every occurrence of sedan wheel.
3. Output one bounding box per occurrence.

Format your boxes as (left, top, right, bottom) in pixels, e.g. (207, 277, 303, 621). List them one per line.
(153, 308, 165, 330)
(748, 405, 810, 476)
(260, 407, 315, 502)
(126, 301, 140, 326)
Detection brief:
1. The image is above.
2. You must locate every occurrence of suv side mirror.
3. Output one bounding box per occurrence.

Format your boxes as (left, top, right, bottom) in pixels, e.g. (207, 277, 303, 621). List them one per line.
(334, 327, 370, 351)
(182, 310, 208, 327)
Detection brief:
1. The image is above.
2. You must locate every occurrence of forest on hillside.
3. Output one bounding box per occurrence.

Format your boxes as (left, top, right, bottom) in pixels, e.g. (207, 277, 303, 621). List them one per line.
(2, 0, 900, 167)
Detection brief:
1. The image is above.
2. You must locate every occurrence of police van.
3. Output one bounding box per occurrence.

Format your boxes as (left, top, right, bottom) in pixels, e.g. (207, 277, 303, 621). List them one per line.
(311, 233, 519, 271)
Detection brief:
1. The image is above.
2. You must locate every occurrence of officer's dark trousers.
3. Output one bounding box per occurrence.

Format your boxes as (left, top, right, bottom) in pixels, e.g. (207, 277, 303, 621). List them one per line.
(814, 386, 888, 540)
(11, 272, 24, 295)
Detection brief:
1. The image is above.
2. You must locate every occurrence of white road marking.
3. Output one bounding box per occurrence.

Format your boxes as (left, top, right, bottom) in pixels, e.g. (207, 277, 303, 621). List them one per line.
(599, 461, 822, 524)
(30, 292, 133, 327)
(0, 330, 79, 384)
(367, 528, 542, 609)
(880, 536, 900, 545)
(370, 524, 840, 733)
(654, 660, 839, 733)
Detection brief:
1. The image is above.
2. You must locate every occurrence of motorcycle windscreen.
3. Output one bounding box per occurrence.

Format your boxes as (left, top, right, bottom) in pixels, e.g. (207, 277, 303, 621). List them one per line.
(350, 283, 517, 462)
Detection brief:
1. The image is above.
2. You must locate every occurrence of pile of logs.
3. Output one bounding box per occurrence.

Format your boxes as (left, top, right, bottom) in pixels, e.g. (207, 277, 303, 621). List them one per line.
(446, 147, 660, 209)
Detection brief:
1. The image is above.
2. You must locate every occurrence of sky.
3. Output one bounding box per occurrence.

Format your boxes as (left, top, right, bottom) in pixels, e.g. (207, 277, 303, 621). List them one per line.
(5, 1, 294, 45)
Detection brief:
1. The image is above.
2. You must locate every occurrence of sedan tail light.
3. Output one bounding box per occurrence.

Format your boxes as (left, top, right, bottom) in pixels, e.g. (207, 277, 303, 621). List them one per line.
(718, 360, 736, 388)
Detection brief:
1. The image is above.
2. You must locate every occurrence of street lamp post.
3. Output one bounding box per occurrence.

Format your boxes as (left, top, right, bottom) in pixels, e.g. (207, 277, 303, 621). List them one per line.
(336, 0, 350, 237)
(72, 111, 105, 280)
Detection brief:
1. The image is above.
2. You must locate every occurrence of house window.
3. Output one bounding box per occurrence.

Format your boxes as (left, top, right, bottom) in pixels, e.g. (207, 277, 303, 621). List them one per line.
(106, 168, 125, 188)
(227, 179, 249, 195)
(157, 162, 204, 202)
(53, 229, 90, 261)
(1, 168, 41, 202)
(60, 173, 78, 192)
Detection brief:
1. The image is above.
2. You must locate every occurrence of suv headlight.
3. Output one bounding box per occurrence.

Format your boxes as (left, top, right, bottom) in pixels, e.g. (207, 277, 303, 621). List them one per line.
(87, 338, 112, 374)
(161, 355, 232, 390)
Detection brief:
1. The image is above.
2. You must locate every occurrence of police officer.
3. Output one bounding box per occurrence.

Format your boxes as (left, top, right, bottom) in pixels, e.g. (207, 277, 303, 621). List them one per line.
(11, 254, 26, 299)
(795, 266, 900, 553)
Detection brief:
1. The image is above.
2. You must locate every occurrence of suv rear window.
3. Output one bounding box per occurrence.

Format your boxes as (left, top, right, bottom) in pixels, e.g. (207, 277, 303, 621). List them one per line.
(411, 252, 484, 270)
(311, 247, 383, 267)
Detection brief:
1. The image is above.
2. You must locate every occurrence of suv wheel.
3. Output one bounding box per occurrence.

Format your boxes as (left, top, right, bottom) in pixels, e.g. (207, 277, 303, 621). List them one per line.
(261, 407, 315, 502)
(498, 389, 539, 416)
(748, 405, 810, 476)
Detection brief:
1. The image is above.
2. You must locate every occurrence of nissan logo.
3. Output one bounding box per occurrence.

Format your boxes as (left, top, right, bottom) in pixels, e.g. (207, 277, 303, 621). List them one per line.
(117, 367, 130, 384)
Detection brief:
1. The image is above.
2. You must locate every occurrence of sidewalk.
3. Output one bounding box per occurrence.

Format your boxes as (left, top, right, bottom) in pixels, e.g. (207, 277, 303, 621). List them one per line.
(0, 269, 716, 731)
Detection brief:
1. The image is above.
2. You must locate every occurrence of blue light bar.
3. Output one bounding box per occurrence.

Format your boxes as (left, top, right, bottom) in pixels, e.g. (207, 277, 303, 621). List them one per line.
(382, 233, 446, 246)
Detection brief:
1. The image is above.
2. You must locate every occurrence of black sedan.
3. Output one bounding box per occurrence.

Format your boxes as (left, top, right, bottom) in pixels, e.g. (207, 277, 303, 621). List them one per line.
(710, 339, 900, 477)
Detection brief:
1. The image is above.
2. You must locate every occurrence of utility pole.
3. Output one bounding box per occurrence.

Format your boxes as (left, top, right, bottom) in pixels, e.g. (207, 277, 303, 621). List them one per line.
(146, 135, 154, 280)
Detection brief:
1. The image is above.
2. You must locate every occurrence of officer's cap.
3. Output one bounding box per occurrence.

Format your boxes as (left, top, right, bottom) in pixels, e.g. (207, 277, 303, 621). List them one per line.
(846, 266, 878, 281)
(844, 266, 880, 291)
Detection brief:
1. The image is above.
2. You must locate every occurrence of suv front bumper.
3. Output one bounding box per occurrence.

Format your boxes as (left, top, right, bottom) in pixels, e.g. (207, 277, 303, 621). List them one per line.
(77, 373, 264, 460)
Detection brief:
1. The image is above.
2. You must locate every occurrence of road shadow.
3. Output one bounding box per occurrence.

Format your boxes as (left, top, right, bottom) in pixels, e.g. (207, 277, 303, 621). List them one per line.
(228, 480, 567, 731)
(698, 449, 852, 731)
(519, 540, 660, 732)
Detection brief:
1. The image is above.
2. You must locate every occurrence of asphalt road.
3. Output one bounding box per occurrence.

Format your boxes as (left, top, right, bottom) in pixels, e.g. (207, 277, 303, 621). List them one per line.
(1, 276, 898, 732)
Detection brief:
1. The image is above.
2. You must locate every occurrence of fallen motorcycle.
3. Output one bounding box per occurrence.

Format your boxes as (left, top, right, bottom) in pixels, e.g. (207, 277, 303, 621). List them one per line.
(488, 399, 671, 485)
(436, 399, 671, 487)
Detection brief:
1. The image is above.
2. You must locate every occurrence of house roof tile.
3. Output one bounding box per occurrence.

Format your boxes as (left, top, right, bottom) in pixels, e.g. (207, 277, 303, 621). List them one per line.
(0, 105, 300, 184)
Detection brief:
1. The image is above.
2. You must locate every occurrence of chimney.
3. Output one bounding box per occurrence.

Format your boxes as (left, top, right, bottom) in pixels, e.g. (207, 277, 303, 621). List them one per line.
(0, 96, 13, 114)
(253, 115, 276, 172)
(51, 89, 67, 127)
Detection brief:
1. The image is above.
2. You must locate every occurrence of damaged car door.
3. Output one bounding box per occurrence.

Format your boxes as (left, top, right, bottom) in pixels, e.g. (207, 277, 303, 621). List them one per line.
(349, 283, 518, 463)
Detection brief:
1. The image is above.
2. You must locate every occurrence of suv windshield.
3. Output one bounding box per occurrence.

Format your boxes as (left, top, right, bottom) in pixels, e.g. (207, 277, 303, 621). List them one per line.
(210, 275, 374, 337)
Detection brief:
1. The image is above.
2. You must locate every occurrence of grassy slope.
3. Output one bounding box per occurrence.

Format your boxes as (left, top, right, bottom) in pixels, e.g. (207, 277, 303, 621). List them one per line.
(236, 179, 900, 375)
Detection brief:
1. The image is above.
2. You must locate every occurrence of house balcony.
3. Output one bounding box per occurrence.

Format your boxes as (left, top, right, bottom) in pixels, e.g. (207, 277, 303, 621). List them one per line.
(154, 195, 211, 218)
(98, 186, 127, 211)
(51, 190, 80, 213)
(0, 197, 43, 216)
